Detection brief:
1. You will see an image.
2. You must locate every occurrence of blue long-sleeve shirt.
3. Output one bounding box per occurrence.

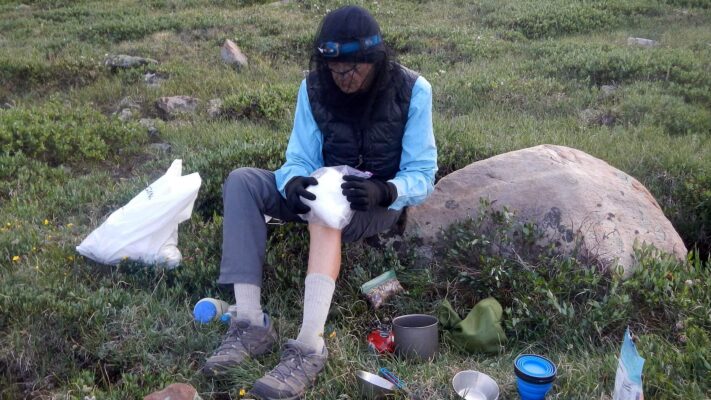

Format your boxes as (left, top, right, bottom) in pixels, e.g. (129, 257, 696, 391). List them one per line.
(274, 76, 437, 210)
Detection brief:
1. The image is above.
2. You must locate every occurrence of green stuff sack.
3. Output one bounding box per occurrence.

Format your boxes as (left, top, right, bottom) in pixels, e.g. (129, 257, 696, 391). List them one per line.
(438, 297, 507, 354)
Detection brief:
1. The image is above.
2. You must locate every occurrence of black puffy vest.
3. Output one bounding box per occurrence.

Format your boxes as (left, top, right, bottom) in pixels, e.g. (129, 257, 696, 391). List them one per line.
(306, 63, 419, 180)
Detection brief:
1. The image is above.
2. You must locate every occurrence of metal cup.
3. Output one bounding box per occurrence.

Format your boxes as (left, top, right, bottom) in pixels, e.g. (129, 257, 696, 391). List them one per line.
(392, 314, 438, 361)
(452, 370, 500, 400)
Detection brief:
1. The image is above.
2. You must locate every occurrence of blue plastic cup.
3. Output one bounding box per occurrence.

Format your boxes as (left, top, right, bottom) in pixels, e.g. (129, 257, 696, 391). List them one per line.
(514, 354, 557, 400)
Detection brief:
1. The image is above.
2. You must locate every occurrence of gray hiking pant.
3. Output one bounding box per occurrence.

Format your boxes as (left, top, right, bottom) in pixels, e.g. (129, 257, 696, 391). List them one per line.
(218, 167, 403, 286)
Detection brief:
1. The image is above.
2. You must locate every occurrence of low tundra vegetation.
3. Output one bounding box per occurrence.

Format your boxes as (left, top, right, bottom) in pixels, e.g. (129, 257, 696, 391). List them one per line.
(0, 0, 709, 398)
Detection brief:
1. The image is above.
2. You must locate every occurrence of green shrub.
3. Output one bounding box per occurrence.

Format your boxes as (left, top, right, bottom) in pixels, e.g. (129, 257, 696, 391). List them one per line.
(185, 133, 285, 218)
(0, 56, 99, 95)
(0, 101, 144, 166)
(617, 83, 711, 135)
(667, 174, 711, 259)
(33, 4, 94, 23)
(433, 208, 710, 397)
(483, 0, 663, 39)
(664, 0, 711, 7)
(436, 204, 632, 342)
(533, 44, 709, 92)
(435, 203, 710, 344)
(221, 84, 296, 125)
(0, 260, 220, 397)
(75, 11, 229, 43)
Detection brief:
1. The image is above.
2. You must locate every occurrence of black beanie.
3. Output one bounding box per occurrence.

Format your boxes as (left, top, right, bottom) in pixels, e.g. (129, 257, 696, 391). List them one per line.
(315, 5, 384, 63)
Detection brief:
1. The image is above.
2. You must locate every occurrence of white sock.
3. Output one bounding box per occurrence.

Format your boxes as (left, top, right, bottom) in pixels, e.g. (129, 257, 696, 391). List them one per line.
(233, 283, 264, 326)
(296, 273, 336, 353)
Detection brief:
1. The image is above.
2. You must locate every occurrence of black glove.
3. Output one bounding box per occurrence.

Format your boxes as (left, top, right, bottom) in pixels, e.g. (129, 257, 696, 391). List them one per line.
(285, 176, 318, 214)
(340, 175, 398, 211)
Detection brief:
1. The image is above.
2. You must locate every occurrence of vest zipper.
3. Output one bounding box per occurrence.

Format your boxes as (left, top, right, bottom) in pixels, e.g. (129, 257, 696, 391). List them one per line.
(356, 128, 365, 170)
(355, 153, 364, 169)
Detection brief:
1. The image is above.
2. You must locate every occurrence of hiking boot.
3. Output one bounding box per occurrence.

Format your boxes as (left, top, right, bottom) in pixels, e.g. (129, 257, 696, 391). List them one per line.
(250, 339, 328, 400)
(202, 314, 277, 377)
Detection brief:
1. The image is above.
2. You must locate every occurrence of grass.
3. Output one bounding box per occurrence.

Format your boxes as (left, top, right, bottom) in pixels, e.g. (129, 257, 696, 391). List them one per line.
(1, 0, 710, 398)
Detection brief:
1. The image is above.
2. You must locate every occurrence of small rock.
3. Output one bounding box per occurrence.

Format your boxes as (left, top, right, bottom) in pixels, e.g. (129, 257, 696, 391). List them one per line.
(139, 118, 156, 129)
(579, 108, 600, 125)
(118, 97, 141, 110)
(118, 108, 134, 122)
(579, 108, 616, 127)
(156, 96, 199, 120)
(144, 383, 202, 400)
(104, 54, 158, 69)
(627, 37, 658, 48)
(221, 39, 248, 69)
(598, 112, 616, 127)
(144, 72, 168, 87)
(1, 102, 14, 110)
(149, 143, 172, 154)
(139, 118, 162, 141)
(207, 98, 223, 118)
(147, 127, 161, 142)
(600, 85, 617, 98)
(675, 320, 685, 331)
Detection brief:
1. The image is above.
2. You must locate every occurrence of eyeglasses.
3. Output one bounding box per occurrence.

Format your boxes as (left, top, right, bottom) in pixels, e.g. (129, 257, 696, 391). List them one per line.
(327, 62, 363, 77)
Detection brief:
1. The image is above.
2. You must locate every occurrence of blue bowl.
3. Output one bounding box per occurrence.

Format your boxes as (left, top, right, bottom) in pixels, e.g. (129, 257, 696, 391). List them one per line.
(514, 354, 556, 400)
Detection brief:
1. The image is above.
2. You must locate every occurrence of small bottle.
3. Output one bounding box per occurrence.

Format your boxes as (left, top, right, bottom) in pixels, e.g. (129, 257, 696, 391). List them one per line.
(193, 298, 230, 324)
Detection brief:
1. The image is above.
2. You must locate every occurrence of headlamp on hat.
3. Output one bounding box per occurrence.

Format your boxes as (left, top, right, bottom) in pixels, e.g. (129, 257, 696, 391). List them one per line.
(318, 34, 382, 59)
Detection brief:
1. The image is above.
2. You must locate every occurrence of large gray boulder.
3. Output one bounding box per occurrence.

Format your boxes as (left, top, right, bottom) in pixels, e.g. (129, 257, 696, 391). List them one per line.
(405, 145, 687, 277)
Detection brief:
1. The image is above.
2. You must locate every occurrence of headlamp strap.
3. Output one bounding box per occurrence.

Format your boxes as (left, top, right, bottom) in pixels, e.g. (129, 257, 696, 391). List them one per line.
(318, 34, 382, 58)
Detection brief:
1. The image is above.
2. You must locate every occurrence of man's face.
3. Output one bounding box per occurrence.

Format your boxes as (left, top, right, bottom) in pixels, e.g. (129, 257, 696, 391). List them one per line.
(327, 62, 375, 94)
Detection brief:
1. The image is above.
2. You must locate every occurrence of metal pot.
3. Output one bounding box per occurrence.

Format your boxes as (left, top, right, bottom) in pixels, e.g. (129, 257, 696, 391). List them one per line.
(392, 314, 439, 361)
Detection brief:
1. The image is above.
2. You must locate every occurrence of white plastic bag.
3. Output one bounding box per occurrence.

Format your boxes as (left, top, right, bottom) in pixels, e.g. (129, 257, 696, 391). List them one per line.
(300, 166, 371, 230)
(76, 159, 202, 268)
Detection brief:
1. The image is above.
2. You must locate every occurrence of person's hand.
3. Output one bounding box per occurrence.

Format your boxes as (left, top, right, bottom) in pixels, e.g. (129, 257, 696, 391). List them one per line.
(285, 176, 318, 214)
(341, 175, 397, 211)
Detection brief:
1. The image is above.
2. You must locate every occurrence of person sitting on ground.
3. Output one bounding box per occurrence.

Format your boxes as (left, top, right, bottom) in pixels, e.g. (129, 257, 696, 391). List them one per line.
(202, 5, 438, 399)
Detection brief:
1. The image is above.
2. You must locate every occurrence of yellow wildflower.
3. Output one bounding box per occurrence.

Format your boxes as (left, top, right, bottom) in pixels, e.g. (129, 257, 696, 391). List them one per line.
(5, 222, 10, 227)
(329, 331, 337, 338)
(43, 219, 49, 225)
(12, 255, 20, 262)
(239, 388, 246, 397)
(67, 255, 75, 261)
(67, 223, 74, 228)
